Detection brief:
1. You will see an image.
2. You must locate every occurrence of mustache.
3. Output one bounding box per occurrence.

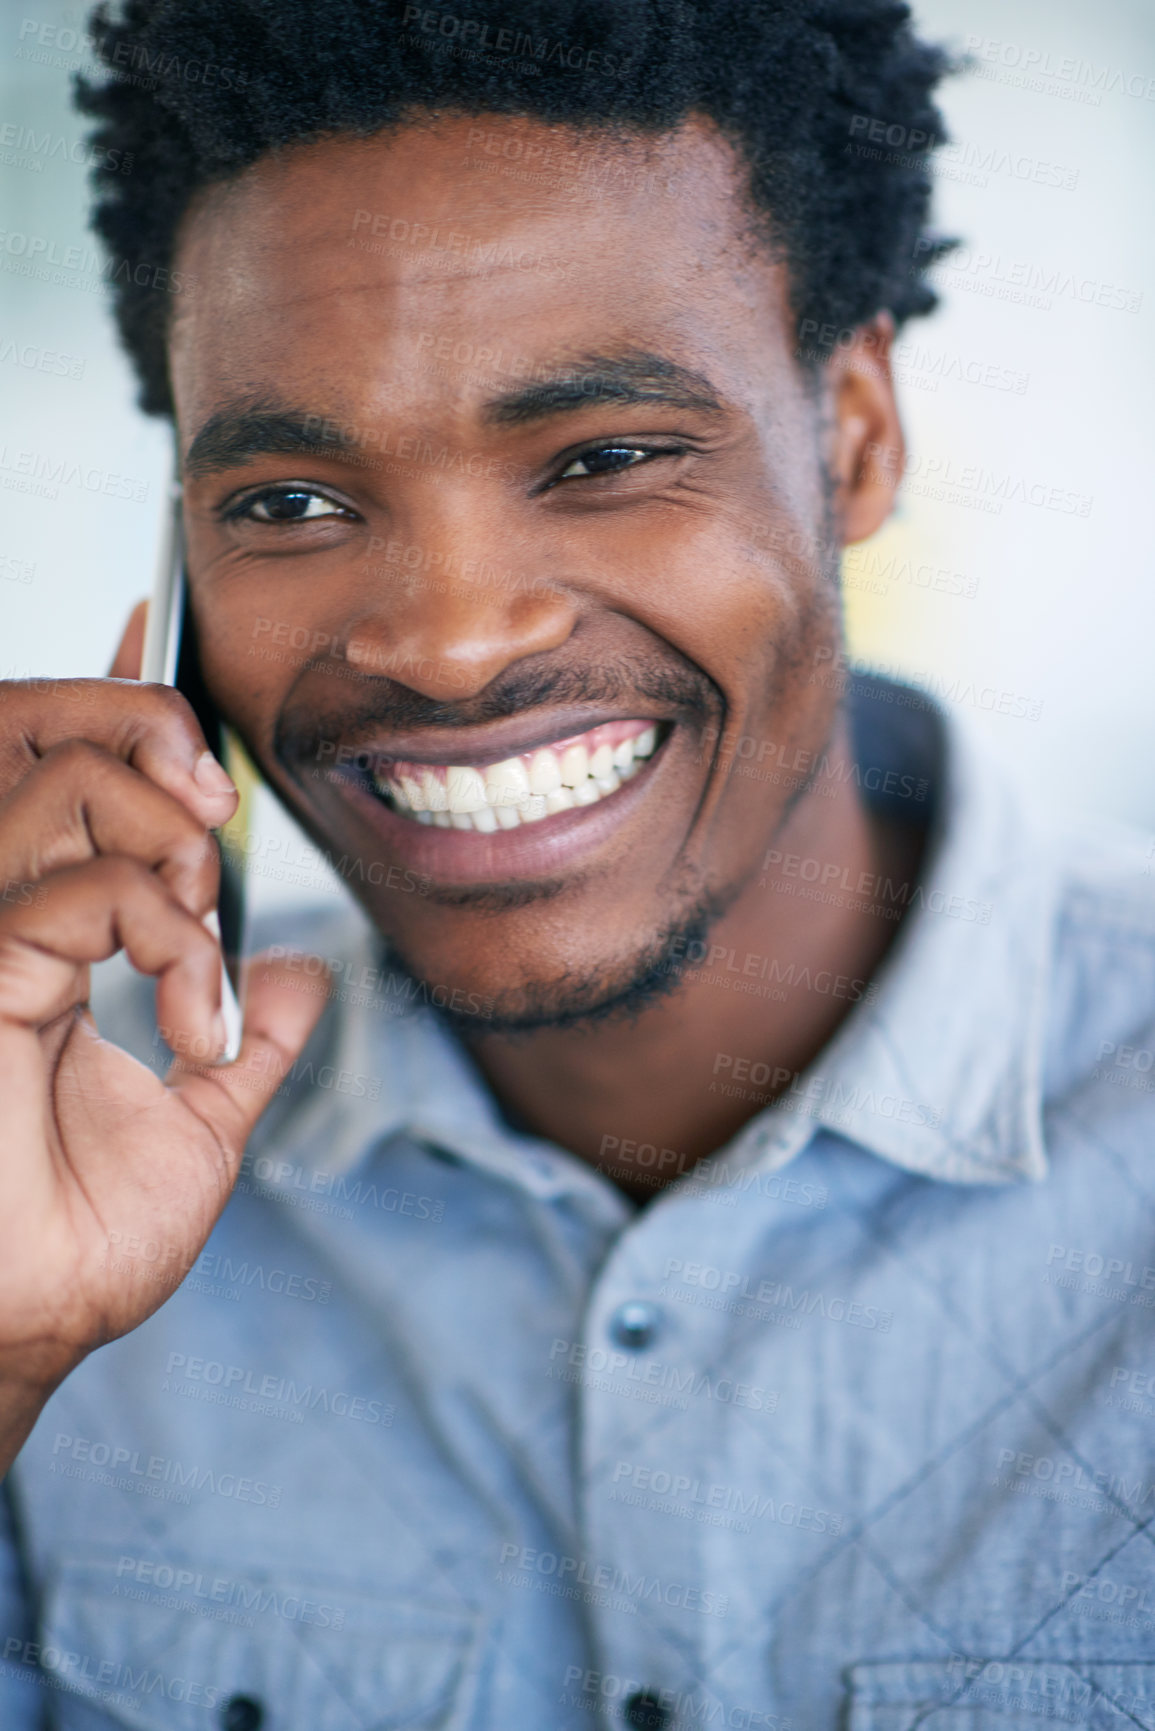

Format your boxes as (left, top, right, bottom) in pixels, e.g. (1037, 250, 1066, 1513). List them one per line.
(274, 652, 723, 768)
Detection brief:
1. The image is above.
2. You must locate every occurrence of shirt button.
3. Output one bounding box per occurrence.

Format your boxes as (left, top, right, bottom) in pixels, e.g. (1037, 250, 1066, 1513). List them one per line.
(609, 1300, 661, 1351)
(221, 1696, 264, 1731)
(624, 1691, 671, 1729)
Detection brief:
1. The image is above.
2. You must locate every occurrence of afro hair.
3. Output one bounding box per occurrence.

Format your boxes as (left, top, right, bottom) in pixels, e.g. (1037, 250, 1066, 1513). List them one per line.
(75, 0, 955, 416)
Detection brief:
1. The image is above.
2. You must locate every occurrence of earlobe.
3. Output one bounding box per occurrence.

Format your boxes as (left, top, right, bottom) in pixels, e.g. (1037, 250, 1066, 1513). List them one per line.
(108, 598, 149, 679)
(827, 312, 905, 547)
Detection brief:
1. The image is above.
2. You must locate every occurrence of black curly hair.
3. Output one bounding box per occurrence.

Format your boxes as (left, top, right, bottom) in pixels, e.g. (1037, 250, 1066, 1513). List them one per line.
(74, 0, 954, 417)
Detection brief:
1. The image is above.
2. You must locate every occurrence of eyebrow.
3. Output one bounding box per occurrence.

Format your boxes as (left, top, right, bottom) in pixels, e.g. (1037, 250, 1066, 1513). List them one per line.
(183, 400, 350, 481)
(481, 349, 727, 425)
(182, 351, 728, 480)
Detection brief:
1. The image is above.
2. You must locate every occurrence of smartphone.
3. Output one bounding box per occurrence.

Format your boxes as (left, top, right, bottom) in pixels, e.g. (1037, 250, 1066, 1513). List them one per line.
(140, 481, 246, 1063)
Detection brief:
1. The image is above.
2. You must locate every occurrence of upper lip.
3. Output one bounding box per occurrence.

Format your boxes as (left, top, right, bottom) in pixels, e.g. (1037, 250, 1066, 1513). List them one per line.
(324, 706, 671, 770)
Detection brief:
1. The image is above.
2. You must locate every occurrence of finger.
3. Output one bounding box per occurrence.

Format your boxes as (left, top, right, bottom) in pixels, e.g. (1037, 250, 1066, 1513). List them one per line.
(108, 600, 148, 680)
(170, 953, 332, 1156)
(0, 679, 238, 830)
(0, 739, 220, 920)
(0, 857, 223, 1057)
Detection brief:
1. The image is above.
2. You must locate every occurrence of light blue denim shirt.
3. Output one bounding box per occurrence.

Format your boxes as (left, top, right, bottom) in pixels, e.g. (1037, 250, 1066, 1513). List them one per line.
(5, 681, 1155, 1731)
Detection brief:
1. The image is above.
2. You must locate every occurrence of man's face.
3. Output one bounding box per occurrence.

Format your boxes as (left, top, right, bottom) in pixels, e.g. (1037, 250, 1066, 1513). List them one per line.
(170, 114, 851, 1029)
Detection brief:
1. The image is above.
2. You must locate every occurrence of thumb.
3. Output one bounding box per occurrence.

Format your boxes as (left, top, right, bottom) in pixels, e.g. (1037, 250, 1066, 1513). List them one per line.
(168, 952, 331, 1161)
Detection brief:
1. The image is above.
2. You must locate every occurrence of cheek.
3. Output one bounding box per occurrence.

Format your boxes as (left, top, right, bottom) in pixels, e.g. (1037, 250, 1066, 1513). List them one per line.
(189, 552, 360, 735)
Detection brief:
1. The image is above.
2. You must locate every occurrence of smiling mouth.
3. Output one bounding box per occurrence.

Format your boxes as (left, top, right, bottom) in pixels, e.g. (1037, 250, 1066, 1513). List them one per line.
(365, 718, 667, 832)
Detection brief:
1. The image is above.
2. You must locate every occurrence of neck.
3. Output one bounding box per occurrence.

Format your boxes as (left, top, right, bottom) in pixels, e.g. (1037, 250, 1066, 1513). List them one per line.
(467, 712, 925, 1200)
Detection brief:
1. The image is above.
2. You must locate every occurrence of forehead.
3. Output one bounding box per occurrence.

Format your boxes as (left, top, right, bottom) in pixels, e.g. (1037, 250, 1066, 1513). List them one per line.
(168, 113, 792, 430)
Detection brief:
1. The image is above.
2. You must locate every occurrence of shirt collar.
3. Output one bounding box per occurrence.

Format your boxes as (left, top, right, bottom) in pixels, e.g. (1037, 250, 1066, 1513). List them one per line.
(714, 690, 1056, 1188)
(250, 682, 1056, 1202)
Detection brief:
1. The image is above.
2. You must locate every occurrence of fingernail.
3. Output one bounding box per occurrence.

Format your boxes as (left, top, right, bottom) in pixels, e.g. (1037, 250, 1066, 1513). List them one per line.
(194, 750, 236, 798)
(210, 1011, 228, 1055)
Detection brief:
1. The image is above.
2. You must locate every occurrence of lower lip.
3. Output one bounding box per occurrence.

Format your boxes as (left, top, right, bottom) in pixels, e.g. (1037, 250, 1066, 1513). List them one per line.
(330, 733, 672, 882)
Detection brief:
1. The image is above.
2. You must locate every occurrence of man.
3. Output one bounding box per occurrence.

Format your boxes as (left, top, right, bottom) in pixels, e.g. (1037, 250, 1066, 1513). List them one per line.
(2, 1, 1153, 1726)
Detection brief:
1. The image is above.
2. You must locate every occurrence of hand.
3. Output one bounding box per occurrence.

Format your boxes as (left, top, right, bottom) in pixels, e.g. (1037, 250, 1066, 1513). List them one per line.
(0, 610, 327, 1469)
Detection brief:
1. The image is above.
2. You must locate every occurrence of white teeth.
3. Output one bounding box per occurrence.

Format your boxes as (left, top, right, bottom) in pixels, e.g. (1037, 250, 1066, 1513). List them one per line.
(447, 765, 488, 814)
(589, 743, 615, 780)
(375, 724, 663, 830)
(560, 743, 589, 787)
(528, 749, 562, 796)
(486, 756, 530, 806)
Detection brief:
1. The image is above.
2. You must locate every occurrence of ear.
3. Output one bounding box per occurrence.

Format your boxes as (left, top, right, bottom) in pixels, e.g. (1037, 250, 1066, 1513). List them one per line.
(823, 312, 904, 547)
(108, 599, 149, 679)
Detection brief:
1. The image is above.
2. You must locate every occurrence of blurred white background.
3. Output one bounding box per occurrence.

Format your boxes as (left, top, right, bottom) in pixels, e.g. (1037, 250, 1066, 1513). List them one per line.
(2, 0, 1153, 922)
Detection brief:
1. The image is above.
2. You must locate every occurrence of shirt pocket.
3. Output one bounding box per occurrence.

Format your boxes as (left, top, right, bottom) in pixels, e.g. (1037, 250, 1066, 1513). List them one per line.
(37, 1557, 485, 1730)
(846, 1660, 1155, 1730)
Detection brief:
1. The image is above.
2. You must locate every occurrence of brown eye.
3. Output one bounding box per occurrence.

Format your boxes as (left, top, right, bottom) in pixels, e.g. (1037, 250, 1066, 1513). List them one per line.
(559, 446, 651, 479)
(235, 488, 348, 522)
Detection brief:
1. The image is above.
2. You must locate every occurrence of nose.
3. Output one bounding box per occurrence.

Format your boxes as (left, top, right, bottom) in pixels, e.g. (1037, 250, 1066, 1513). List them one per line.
(343, 507, 578, 702)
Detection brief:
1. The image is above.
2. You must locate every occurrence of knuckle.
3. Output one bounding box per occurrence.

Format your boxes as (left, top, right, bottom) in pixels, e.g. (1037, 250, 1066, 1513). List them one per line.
(43, 737, 108, 775)
(87, 854, 154, 898)
(138, 681, 198, 732)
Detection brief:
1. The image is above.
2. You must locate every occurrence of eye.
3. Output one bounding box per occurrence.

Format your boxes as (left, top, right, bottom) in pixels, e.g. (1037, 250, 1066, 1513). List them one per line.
(227, 486, 352, 523)
(557, 445, 662, 480)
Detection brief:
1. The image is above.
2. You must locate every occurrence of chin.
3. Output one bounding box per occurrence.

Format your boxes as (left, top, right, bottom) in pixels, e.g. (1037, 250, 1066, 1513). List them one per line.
(389, 884, 734, 1042)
